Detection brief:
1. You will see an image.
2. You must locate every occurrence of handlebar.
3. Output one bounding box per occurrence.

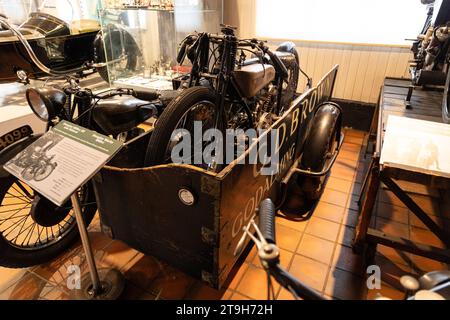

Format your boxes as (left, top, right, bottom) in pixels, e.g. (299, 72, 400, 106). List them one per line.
(178, 32, 289, 79)
(235, 198, 326, 300)
(258, 198, 276, 244)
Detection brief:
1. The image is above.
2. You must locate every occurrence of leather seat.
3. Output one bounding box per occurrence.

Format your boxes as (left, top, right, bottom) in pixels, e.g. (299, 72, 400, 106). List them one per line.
(93, 96, 154, 136)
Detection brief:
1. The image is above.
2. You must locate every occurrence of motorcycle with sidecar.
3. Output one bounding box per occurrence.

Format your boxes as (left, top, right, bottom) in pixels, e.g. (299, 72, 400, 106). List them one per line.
(90, 26, 343, 289)
(0, 24, 343, 289)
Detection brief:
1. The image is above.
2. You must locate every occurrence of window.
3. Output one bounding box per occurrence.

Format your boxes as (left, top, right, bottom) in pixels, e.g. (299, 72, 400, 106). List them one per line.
(256, 0, 426, 45)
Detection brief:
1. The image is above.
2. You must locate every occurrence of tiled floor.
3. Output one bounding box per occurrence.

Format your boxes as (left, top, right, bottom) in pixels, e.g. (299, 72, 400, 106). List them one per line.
(0, 128, 448, 300)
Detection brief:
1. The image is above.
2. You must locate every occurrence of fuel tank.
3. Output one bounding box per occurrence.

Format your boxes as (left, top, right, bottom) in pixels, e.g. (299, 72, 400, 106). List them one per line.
(233, 64, 275, 98)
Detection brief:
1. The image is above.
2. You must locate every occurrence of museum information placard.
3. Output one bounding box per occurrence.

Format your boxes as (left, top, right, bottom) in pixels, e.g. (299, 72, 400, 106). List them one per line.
(4, 121, 123, 206)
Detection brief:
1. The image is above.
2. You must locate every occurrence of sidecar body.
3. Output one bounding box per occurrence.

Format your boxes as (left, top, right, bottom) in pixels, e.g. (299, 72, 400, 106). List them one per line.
(93, 66, 342, 289)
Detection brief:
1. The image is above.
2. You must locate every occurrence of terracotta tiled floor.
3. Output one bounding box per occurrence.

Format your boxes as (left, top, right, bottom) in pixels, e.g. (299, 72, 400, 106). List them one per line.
(0, 128, 448, 300)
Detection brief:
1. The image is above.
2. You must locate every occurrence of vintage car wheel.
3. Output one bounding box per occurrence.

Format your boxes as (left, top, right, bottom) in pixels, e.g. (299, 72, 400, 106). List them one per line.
(298, 103, 341, 201)
(145, 86, 224, 172)
(0, 175, 96, 268)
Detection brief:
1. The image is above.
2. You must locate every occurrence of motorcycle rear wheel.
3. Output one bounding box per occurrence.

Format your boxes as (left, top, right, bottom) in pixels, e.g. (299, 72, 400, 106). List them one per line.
(0, 175, 97, 268)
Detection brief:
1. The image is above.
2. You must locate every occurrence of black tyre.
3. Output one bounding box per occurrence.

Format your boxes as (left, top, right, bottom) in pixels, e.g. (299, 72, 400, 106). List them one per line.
(299, 103, 341, 201)
(145, 86, 223, 172)
(0, 175, 97, 268)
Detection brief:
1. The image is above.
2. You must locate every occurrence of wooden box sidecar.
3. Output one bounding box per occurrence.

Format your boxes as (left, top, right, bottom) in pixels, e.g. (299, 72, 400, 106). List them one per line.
(93, 66, 340, 289)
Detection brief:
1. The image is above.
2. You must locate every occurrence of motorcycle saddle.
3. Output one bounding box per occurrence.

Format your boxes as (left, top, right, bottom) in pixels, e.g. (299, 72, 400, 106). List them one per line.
(93, 96, 154, 136)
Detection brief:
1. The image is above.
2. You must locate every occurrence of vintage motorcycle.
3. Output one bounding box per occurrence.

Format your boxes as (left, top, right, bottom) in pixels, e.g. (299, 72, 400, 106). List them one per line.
(144, 25, 301, 172)
(0, 77, 165, 268)
(410, 0, 450, 87)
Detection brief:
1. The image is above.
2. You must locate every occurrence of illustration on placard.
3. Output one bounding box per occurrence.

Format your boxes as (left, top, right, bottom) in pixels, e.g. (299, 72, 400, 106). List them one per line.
(10, 132, 63, 182)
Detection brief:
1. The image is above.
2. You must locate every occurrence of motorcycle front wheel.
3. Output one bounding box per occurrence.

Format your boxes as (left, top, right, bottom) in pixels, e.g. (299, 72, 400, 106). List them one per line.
(0, 175, 97, 268)
(144, 86, 224, 173)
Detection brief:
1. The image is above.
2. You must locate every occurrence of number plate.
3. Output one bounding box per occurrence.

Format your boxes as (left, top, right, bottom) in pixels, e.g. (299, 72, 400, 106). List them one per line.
(0, 126, 33, 152)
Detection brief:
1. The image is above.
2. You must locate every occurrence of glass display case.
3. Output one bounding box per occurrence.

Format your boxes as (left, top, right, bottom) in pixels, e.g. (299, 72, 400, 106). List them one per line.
(98, 0, 223, 91)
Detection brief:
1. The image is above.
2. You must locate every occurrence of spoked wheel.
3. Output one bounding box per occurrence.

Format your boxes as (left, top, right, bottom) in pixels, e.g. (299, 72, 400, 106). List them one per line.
(145, 86, 224, 172)
(0, 175, 97, 268)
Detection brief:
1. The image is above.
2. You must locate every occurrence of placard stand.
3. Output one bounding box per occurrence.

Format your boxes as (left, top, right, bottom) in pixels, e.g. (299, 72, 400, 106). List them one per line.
(70, 192, 125, 300)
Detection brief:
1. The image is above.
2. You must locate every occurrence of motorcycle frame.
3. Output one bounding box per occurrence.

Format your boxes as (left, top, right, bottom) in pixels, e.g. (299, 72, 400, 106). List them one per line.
(186, 31, 290, 129)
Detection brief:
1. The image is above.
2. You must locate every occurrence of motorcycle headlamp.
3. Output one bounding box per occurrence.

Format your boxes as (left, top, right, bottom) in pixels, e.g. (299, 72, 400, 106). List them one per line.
(26, 88, 67, 121)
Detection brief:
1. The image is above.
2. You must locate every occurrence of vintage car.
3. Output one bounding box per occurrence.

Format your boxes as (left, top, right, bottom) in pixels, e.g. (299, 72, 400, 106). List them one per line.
(0, 11, 140, 84)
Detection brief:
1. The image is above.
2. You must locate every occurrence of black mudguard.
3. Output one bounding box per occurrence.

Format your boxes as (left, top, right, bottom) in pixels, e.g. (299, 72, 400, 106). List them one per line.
(300, 103, 342, 172)
(0, 134, 42, 178)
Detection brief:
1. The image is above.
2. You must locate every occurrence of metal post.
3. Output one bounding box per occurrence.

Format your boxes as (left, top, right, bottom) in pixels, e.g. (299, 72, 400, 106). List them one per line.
(71, 193, 101, 295)
(405, 86, 413, 109)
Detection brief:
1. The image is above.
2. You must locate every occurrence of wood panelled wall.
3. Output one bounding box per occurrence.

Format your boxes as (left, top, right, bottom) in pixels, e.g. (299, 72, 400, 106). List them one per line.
(224, 0, 413, 104)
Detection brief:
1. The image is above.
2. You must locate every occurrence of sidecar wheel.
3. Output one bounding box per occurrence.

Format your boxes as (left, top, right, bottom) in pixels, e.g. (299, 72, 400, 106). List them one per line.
(298, 103, 341, 202)
(0, 175, 97, 268)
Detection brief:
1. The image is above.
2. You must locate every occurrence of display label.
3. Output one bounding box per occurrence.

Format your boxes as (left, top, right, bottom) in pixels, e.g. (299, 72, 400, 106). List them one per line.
(4, 121, 123, 206)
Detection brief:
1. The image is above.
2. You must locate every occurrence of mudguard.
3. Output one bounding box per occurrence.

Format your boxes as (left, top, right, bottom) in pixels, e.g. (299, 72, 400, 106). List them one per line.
(0, 134, 42, 178)
(300, 102, 342, 172)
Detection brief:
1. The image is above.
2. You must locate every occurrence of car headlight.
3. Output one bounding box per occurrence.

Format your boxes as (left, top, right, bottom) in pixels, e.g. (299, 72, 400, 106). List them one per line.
(26, 88, 67, 121)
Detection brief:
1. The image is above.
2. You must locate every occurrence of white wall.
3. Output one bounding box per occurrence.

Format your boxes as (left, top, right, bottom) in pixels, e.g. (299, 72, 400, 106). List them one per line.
(224, 0, 412, 104)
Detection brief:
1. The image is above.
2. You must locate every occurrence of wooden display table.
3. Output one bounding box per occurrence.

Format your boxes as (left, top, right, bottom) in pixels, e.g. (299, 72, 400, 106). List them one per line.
(354, 79, 450, 263)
